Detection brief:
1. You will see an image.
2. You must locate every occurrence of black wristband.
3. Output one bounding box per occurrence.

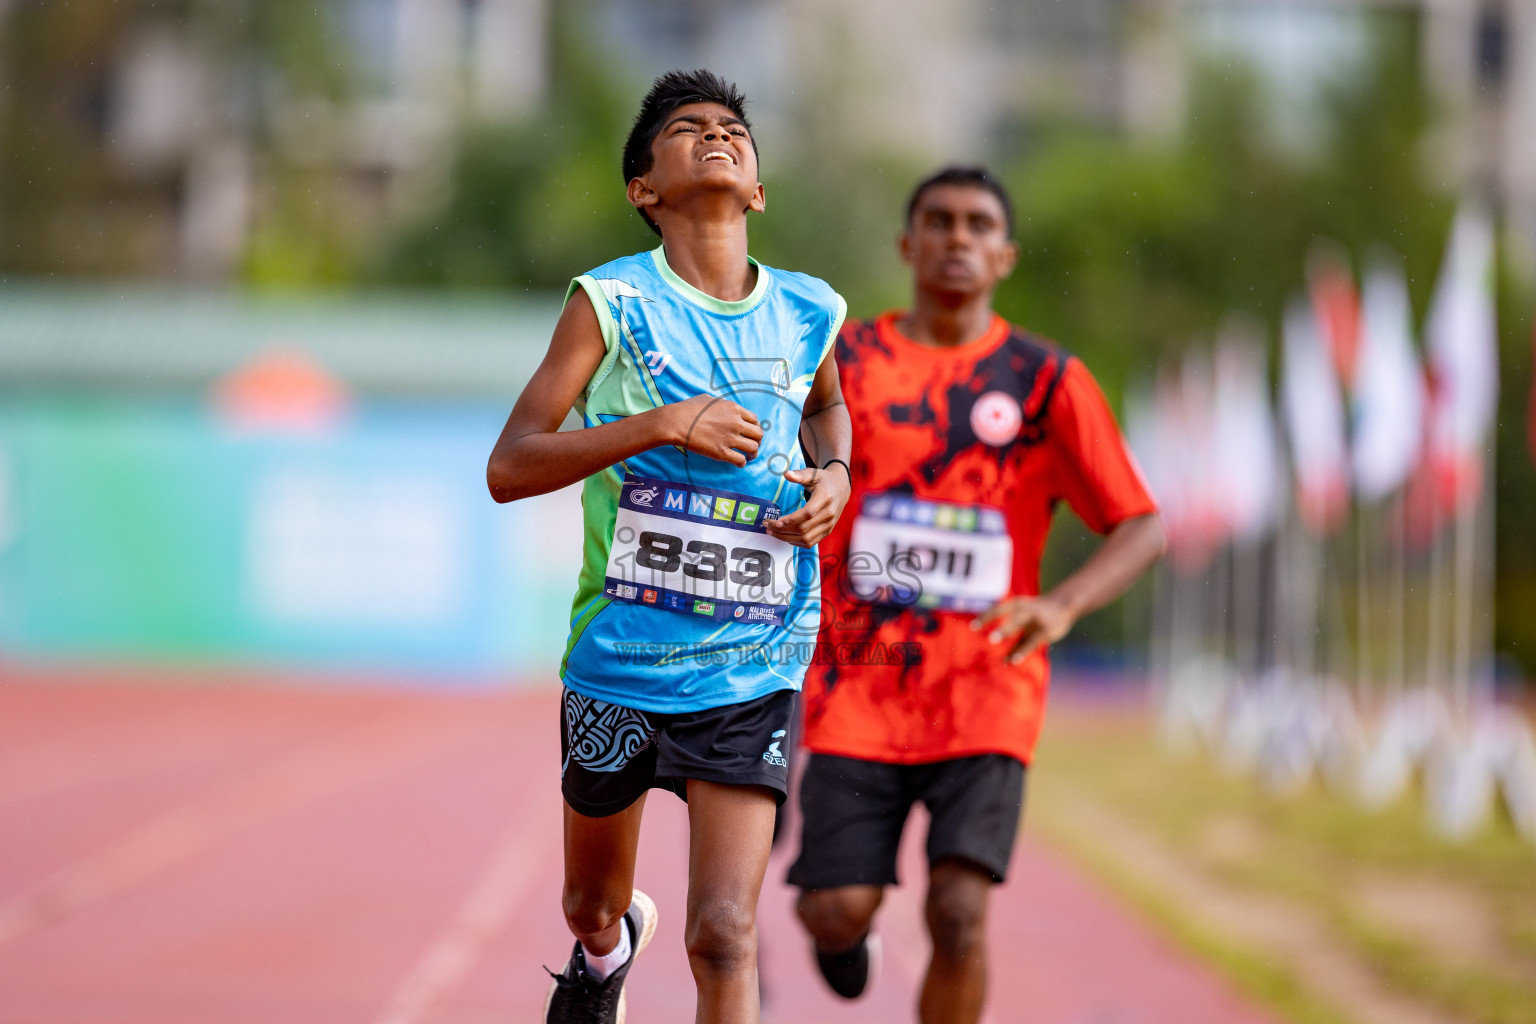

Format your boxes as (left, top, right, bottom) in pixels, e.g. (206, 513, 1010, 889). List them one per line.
(821, 458, 851, 482)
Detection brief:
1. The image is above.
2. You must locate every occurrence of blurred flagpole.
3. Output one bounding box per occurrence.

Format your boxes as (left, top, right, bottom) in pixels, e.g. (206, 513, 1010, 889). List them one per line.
(1180, 352, 1228, 686)
(1281, 298, 1351, 694)
(1144, 357, 1228, 749)
(1352, 257, 1426, 503)
(1309, 245, 1368, 699)
(1425, 203, 1500, 716)
(1351, 255, 1428, 701)
(1213, 321, 1281, 686)
(1125, 379, 1171, 705)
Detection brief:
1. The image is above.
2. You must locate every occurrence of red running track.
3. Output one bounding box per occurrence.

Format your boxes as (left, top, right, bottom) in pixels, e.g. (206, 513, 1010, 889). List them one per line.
(0, 672, 1278, 1024)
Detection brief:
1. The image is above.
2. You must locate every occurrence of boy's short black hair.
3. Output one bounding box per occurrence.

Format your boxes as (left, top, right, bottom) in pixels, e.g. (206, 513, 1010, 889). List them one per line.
(905, 165, 1015, 237)
(622, 69, 756, 236)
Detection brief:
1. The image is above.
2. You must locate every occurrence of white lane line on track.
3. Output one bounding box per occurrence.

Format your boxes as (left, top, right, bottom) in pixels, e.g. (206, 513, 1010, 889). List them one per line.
(373, 789, 558, 1024)
(0, 706, 475, 948)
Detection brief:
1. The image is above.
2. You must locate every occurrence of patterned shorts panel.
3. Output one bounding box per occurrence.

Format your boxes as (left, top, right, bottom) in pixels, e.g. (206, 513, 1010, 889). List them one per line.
(557, 686, 797, 817)
(561, 689, 658, 775)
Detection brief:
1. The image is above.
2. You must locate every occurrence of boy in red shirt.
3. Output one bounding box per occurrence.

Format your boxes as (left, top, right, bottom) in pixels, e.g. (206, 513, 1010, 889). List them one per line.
(788, 167, 1165, 1024)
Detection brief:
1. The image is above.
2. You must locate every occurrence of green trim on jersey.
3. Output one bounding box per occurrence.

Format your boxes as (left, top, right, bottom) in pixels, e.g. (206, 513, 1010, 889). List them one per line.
(560, 469, 622, 676)
(652, 244, 770, 315)
(565, 277, 620, 393)
(558, 275, 666, 678)
(819, 294, 849, 366)
(567, 275, 668, 431)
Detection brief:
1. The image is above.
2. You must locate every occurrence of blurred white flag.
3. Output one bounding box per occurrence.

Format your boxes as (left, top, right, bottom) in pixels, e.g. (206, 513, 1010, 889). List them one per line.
(1214, 329, 1281, 543)
(1144, 358, 1223, 569)
(1351, 258, 1426, 501)
(1179, 353, 1227, 560)
(1282, 298, 1350, 533)
(1426, 204, 1499, 475)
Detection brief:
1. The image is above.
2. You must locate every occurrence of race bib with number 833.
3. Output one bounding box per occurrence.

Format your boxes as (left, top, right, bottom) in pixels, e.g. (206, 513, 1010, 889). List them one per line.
(603, 474, 799, 626)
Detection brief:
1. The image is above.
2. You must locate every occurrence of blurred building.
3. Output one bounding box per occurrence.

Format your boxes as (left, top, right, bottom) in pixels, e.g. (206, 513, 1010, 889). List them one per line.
(0, 0, 547, 282)
(1421, 0, 1536, 270)
(589, 0, 1130, 162)
(0, 0, 1531, 283)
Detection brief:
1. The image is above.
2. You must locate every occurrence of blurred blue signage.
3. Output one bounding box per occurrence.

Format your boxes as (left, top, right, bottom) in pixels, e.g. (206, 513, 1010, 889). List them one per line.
(0, 396, 581, 683)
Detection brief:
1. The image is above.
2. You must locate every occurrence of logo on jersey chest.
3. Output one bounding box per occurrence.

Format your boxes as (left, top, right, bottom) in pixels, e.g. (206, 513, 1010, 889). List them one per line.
(970, 391, 1023, 446)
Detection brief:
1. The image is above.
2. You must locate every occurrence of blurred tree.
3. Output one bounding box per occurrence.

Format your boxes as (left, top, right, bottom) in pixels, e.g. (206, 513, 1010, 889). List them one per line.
(0, 0, 360, 281)
(237, 0, 368, 286)
(1493, 270, 1536, 681)
(1305, 11, 1447, 288)
(746, 12, 918, 320)
(0, 1, 156, 276)
(992, 23, 1455, 409)
(365, 115, 655, 290)
(367, 1, 655, 289)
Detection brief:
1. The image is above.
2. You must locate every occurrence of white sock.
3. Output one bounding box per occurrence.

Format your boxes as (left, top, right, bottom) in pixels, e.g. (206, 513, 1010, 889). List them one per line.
(581, 923, 631, 982)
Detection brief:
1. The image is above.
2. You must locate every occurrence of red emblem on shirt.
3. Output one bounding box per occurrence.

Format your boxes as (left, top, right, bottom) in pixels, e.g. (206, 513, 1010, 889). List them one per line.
(970, 390, 1023, 446)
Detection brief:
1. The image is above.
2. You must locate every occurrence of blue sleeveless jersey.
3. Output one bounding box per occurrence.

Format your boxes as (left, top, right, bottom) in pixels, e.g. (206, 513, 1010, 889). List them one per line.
(559, 245, 846, 713)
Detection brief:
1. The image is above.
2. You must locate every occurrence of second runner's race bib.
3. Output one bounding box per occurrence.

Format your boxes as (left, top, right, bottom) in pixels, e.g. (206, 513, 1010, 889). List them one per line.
(846, 491, 1012, 612)
(603, 474, 800, 626)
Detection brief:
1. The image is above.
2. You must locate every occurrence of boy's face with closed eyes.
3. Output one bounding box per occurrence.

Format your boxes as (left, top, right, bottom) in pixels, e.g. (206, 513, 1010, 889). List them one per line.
(627, 102, 765, 229)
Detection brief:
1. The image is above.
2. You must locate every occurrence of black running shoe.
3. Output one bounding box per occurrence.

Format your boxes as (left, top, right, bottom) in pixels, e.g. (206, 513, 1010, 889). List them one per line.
(544, 890, 657, 1023)
(813, 932, 880, 1000)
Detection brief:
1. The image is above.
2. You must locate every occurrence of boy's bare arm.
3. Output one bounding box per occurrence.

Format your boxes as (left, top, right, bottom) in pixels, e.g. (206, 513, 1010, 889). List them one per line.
(486, 291, 765, 503)
(764, 355, 852, 548)
(973, 513, 1166, 663)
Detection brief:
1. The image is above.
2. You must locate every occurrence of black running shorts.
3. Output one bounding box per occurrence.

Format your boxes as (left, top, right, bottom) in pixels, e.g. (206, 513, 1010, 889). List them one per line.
(559, 686, 797, 817)
(787, 752, 1026, 888)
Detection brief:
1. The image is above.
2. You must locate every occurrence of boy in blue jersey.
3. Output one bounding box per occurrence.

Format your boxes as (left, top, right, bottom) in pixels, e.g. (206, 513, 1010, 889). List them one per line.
(487, 70, 852, 1024)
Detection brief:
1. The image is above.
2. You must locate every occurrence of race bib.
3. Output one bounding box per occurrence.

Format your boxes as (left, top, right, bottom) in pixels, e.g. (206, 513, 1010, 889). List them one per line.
(603, 474, 800, 626)
(846, 492, 1012, 612)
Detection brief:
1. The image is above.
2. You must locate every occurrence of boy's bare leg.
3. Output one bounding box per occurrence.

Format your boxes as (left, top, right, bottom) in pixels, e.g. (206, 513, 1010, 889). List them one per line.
(562, 793, 647, 956)
(918, 860, 992, 1024)
(795, 884, 883, 952)
(685, 780, 777, 1024)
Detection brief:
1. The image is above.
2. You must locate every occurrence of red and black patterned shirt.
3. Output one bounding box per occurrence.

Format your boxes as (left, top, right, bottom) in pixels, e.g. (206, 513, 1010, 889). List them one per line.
(804, 311, 1156, 765)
